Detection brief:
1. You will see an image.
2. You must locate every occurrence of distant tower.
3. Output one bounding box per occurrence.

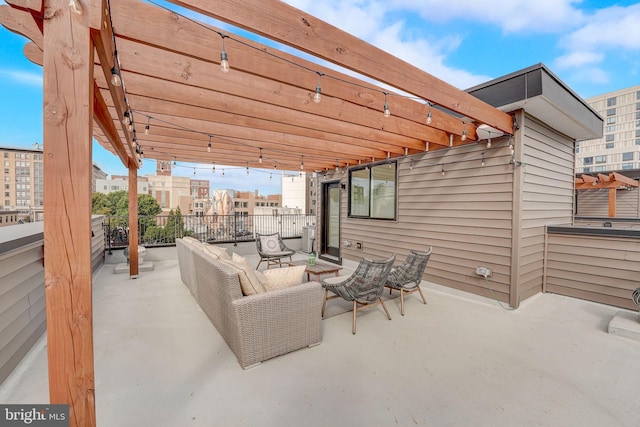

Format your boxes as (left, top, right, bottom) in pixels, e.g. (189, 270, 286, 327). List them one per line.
(156, 160, 172, 176)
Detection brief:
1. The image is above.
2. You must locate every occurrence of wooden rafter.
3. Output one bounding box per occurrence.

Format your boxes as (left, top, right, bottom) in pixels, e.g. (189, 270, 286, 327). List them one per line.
(575, 173, 639, 190)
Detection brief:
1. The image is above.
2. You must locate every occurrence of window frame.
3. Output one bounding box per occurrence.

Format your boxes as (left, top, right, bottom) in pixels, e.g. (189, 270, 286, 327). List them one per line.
(348, 161, 397, 221)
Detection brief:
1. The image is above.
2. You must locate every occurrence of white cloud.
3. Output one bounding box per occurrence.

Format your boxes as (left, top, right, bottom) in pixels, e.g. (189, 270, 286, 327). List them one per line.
(282, 0, 490, 89)
(555, 51, 603, 69)
(0, 69, 42, 86)
(389, 0, 584, 33)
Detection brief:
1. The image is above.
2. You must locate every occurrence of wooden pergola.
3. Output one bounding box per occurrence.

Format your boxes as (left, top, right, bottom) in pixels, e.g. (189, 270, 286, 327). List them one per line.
(575, 172, 639, 217)
(1, 1, 513, 425)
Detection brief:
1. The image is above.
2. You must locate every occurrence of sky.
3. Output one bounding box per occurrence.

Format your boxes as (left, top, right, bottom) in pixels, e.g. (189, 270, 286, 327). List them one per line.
(1, 0, 639, 196)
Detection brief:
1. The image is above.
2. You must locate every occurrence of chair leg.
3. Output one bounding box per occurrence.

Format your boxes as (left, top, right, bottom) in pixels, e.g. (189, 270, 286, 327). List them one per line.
(417, 286, 427, 305)
(321, 289, 328, 317)
(400, 289, 405, 316)
(255, 259, 263, 270)
(352, 301, 357, 334)
(379, 298, 392, 320)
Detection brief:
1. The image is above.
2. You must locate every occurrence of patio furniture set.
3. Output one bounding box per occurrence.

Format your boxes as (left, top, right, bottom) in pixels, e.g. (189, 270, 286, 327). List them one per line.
(176, 232, 432, 368)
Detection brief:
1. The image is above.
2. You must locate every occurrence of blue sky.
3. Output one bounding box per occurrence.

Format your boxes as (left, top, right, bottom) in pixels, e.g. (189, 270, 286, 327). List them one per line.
(1, 0, 639, 195)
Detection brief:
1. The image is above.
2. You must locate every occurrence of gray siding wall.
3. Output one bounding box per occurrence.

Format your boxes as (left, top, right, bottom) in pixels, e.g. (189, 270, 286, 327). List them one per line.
(576, 187, 640, 218)
(0, 226, 45, 385)
(545, 231, 640, 310)
(0, 216, 105, 384)
(338, 135, 516, 303)
(325, 110, 577, 307)
(517, 115, 575, 302)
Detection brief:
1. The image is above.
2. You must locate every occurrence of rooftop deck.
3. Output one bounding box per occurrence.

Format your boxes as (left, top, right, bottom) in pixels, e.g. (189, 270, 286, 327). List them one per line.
(1, 245, 639, 426)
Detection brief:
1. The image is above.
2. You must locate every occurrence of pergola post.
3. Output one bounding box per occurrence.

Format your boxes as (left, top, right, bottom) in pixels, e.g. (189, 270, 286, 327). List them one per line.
(42, 0, 96, 425)
(129, 164, 139, 277)
(608, 188, 616, 218)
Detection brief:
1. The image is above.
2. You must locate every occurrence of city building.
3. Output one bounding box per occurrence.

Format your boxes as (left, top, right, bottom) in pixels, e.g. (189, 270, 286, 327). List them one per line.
(576, 85, 640, 173)
(147, 174, 192, 212)
(92, 163, 107, 192)
(95, 175, 149, 195)
(190, 179, 210, 199)
(281, 172, 315, 214)
(0, 210, 21, 227)
(1, 145, 43, 214)
(234, 190, 281, 216)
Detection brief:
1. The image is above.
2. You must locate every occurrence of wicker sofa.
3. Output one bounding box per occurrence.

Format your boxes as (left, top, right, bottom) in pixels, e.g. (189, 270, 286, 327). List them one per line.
(176, 238, 323, 369)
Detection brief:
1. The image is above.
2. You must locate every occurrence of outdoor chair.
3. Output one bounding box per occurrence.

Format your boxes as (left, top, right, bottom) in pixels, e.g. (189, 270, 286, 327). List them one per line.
(255, 232, 296, 269)
(385, 247, 432, 315)
(321, 254, 396, 334)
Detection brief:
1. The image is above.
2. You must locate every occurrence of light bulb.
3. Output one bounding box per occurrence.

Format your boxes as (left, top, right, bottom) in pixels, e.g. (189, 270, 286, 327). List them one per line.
(110, 68, 122, 87)
(122, 113, 130, 126)
(313, 85, 322, 104)
(220, 51, 229, 73)
(144, 125, 149, 135)
(426, 110, 432, 125)
(207, 144, 211, 153)
(384, 103, 390, 118)
(461, 130, 467, 141)
(487, 139, 492, 148)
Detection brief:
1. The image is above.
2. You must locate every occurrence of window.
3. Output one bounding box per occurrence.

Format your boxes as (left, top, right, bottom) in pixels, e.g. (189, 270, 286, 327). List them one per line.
(606, 134, 615, 142)
(583, 157, 593, 165)
(605, 143, 614, 149)
(349, 162, 397, 220)
(637, 91, 640, 100)
(623, 152, 634, 161)
(595, 155, 607, 164)
(575, 146, 580, 153)
(606, 125, 615, 132)
(607, 108, 616, 116)
(583, 167, 591, 173)
(622, 163, 634, 170)
(606, 117, 616, 125)
(595, 166, 606, 172)
(636, 130, 640, 138)
(607, 97, 616, 107)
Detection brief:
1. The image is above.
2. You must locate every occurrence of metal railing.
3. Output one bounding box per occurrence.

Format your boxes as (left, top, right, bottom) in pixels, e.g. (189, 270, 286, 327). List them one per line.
(105, 213, 316, 252)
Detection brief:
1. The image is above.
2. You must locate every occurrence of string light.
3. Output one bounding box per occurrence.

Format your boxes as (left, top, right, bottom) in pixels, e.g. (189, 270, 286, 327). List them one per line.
(270, 173, 272, 181)
(461, 128, 467, 142)
(222, 169, 225, 176)
(426, 103, 433, 125)
(110, 66, 122, 87)
(441, 165, 445, 176)
(173, 158, 176, 168)
(314, 72, 323, 104)
(409, 159, 414, 170)
(487, 131, 492, 148)
(219, 33, 230, 73)
(259, 148, 263, 163)
(207, 135, 212, 153)
(145, 116, 150, 135)
(300, 155, 304, 170)
(212, 163, 216, 173)
(246, 162, 249, 175)
(273, 161, 277, 170)
(481, 153, 485, 167)
(193, 168, 196, 176)
(122, 111, 131, 126)
(383, 92, 390, 118)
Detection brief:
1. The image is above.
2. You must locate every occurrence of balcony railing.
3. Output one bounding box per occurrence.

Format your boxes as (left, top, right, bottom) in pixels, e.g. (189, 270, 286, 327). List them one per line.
(104, 213, 316, 251)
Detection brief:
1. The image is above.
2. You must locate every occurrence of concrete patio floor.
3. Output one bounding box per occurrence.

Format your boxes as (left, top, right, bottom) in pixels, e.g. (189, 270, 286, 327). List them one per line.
(1, 245, 639, 426)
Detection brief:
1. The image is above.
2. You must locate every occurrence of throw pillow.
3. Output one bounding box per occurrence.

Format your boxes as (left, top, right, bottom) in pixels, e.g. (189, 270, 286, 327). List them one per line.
(220, 258, 266, 296)
(202, 244, 231, 261)
(260, 234, 281, 254)
(232, 252, 267, 287)
(263, 265, 306, 291)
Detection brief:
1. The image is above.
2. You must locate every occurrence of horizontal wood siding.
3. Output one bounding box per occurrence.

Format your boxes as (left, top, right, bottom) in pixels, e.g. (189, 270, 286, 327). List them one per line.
(0, 218, 104, 384)
(518, 116, 575, 301)
(576, 188, 639, 218)
(0, 239, 45, 384)
(340, 140, 515, 302)
(545, 232, 640, 310)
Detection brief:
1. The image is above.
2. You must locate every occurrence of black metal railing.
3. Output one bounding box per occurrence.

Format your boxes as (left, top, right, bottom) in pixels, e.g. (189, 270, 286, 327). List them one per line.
(104, 213, 316, 252)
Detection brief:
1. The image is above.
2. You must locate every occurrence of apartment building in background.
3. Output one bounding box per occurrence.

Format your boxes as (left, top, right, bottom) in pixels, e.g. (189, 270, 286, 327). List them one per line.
(281, 172, 315, 214)
(96, 175, 149, 195)
(576, 85, 640, 173)
(234, 190, 281, 216)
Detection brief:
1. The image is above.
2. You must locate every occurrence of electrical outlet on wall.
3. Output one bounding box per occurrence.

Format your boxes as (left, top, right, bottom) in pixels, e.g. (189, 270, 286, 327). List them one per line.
(356, 242, 363, 250)
(476, 266, 492, 278)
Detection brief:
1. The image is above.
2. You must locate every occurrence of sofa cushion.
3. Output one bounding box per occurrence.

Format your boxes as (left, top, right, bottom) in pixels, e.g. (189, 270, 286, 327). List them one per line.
(202, 244, 232, 261)
(263, 265, 306, 291)
(260, 234, 281, 254)
(220, 257, 266, 296)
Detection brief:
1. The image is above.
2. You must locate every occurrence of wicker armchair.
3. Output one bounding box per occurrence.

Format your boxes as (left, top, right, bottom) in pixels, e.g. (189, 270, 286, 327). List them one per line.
(321, 254, 396, 334)
(255, 232, 296, 269)
(385, 247, 432, 315)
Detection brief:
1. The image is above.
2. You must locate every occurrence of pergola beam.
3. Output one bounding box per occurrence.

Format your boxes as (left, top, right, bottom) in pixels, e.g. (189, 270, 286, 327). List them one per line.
(169, 0, 513, 135)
